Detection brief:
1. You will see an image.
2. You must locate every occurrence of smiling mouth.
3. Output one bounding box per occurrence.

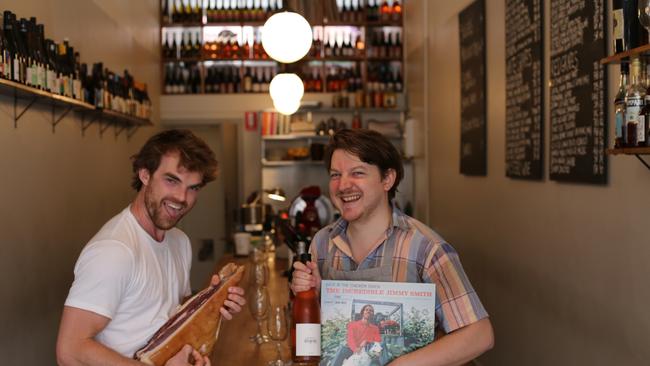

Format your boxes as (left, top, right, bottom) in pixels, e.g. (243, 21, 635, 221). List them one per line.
(339, 193, 361, 203)
(164, 201, 185, 216)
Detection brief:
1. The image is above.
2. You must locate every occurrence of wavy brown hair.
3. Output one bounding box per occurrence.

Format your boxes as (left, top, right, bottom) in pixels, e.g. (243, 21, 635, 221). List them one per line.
(324, 129, 403, 200)
(131, 129, 218, 191)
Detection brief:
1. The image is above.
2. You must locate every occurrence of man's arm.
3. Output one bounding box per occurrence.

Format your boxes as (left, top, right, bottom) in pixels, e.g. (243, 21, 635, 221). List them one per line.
(56, 306, 145, 366)
(388, 317, 494, 366)
(56, 306, 212, 366)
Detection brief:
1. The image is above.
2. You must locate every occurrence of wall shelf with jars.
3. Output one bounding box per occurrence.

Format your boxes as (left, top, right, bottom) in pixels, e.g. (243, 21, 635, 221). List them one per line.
(160, 0, 404, 101)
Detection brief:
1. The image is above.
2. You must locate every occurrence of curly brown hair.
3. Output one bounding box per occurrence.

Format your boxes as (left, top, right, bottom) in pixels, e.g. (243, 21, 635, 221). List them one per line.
(324, 129, 403, 200)
(131, 129, 218, 191)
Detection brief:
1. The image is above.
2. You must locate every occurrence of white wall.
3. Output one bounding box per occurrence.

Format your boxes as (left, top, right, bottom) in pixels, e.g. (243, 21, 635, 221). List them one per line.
(0, 1, 160, 363)
(410, 0, 650, 364)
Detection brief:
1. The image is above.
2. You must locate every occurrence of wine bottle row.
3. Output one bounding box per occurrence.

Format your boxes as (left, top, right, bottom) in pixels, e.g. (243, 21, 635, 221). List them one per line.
(334, 0, 405, 24)
(0, 10, 152, 120)
(162, 27, 402, 61)
(163, 60, 402, 97)
(164, 63, 278, 94)
(161, 0, 402, 26)
(162, 0, 283, 24)
(163, 29, 270, 60)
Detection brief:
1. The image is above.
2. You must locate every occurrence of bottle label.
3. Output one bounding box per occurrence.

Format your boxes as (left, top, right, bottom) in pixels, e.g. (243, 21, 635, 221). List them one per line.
(615, 110, 624, 138)
(296, 323, 321, 356)
(613, 9, 624, 42)
(639, 115, 646, 142)
(626, 98, 643, 123)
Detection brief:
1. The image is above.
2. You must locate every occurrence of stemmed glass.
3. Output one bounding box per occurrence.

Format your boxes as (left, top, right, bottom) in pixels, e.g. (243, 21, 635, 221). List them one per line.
(248, 285, 271, 344)
(267, 305, 290, 366)
(639, 0, 650, 44)
(249, 260, 269, 287)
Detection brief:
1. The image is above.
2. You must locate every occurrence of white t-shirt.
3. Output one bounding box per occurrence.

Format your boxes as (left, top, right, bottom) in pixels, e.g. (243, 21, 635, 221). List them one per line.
(64, 206, 192, 358)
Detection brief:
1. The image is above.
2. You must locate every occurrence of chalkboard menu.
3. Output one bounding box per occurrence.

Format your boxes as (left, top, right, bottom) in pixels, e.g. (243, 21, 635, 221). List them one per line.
(459, 0, 487, 176)
(549, 0, 607, 184)
(505, 0, 543, 180)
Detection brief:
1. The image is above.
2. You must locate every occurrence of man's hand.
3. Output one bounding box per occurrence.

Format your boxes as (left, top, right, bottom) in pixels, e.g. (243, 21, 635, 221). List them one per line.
(165, 344, 210, 366)
(210, 274, 246, 320)
(290, 260, 321, 294)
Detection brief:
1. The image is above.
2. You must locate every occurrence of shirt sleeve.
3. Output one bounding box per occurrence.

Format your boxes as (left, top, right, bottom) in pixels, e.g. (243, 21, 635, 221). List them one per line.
(423, 242, 488, 333)
(64, 240, 134, 319)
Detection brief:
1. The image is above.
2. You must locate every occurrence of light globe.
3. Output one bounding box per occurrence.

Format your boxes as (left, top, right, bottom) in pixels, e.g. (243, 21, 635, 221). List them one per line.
(262, 12, 312, 63)
(269, 73, 304, 102)
(273, 96, 301, 116)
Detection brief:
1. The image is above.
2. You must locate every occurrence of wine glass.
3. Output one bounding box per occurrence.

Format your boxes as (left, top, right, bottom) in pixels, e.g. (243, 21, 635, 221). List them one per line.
(248, 285, 271, 344)
(639, 0, 650, 44)
(249, 261, 269, 288)
(267, 305, 290, 366)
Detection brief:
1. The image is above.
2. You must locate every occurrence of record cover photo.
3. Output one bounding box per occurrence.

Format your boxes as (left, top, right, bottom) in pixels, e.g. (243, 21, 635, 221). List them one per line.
(320, 280, 436, 366)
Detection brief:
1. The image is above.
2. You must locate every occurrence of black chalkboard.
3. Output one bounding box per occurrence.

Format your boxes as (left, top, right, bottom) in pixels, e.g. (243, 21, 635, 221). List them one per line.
(459, 0, 487, 176)
(549, 0, 607, 184)
(505, 0, 544, 180)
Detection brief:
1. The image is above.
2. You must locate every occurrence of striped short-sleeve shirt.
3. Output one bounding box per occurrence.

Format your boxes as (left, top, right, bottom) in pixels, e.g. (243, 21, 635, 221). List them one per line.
(311, 206, 488, 333)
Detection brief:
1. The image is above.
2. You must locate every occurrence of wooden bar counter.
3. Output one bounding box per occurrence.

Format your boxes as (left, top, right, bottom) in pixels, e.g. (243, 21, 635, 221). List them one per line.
(209, 253, 294, 366)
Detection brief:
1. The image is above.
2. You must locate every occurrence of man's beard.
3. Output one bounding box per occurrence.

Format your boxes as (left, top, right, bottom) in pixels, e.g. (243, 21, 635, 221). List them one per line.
(144, 185, 185, 230)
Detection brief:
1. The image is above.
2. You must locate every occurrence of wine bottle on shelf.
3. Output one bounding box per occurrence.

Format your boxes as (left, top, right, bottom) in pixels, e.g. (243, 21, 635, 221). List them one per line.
(243, 66, 253, 92)
(0, 21, 6, 79)
(192, 31, 201, 57)
(625, 57, 645, 146)
(623, 0, 647, 50)
(291, 242, 321, 364)
(379, 0, 390, 22)
(392, 0, 402, 22)
(639, 63, 650, 147)
(162, 0, 170, 23)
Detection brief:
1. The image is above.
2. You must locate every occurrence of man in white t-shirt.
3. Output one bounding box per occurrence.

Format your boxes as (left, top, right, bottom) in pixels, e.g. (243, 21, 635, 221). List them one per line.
(56, 129, 246, 366)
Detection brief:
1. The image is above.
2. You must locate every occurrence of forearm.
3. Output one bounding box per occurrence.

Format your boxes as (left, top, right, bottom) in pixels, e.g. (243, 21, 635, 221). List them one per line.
(388, 318, 494, 366)
(57, 338, 144, 366)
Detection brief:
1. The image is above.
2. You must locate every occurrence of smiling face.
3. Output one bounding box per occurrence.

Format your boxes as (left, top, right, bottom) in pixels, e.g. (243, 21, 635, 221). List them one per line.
(328, 149, 396, 225)
(139, 152, 203, 232)
(361, 305, 375, 321)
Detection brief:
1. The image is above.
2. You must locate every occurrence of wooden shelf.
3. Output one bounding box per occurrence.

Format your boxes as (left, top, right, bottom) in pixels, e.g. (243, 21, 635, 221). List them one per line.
(0, 77, 152, 135)
(600, 44, 650, 64)
(298, 107, 406, 113)
(163, 57, 202, 63)
(606, 147, 650, 155)
(162, 22, 202, 27)
(261, 159, 324, 167)
(262, 134, 330, 141)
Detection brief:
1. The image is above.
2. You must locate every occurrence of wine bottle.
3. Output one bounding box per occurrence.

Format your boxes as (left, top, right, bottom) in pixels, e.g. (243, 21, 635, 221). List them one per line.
(623, 0, 647, 50)
(625, 57, 645, 146)
(291, 245, 321, 364)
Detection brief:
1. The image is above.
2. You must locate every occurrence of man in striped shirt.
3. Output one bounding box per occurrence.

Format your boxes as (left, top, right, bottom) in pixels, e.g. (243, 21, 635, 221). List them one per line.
(291, 129, 493, 366)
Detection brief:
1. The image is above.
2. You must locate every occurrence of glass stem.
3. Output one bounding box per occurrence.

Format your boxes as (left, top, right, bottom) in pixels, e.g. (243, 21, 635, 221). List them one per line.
(275, 341, 283, 360)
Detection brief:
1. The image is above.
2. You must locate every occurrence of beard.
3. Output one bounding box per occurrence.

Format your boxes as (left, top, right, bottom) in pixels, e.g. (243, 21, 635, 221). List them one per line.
(144, 184, 187, 230)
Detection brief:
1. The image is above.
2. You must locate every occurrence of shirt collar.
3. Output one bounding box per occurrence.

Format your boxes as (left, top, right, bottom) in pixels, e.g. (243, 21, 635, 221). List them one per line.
(327, 203, 410, 245)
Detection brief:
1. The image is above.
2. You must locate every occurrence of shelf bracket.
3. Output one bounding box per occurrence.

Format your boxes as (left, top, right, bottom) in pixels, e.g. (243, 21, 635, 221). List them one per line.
(99, 121, 111, 137)
(634, 154, 650, 171)
(52, 103, 73, 133)
(126, 125, 141, 140)
(13, 88, 40, 128)
(114, 125, 127, 138)
(80, 114, 98, 137)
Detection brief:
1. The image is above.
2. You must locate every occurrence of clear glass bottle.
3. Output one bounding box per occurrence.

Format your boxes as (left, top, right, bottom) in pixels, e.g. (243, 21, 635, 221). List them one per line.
(615, 63, 629, 147)
(625, 57, 646, 146)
